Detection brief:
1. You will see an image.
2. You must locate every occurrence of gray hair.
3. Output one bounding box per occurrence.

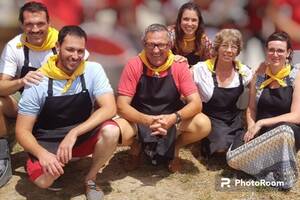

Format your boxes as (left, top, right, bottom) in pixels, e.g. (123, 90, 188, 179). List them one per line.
(142, 23, 171, 42)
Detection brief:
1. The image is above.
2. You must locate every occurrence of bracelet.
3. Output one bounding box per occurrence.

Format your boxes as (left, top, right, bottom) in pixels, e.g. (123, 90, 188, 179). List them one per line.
(174, 112, 182, 124)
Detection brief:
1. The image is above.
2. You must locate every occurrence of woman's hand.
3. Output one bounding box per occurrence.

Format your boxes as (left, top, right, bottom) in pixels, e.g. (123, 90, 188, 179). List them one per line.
(244, 120, 263, 143)
(174, 55, 188, 63)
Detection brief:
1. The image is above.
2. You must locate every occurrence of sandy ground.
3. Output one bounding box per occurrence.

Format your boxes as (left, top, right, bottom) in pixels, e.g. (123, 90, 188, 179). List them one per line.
(1, 143, 300, 200)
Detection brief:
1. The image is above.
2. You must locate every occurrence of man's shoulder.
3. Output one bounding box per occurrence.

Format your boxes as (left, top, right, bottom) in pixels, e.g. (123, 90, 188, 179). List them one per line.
(85, 61, 103, 68)
(5, 34, 22, 49)
(23, 76, 48, 96)
(126, 56, 142, 66)
(172, 60, 189, 67)
(123, 56, 143, 73)
(84, 61, 111, 83)
(171, 61, 189, 73)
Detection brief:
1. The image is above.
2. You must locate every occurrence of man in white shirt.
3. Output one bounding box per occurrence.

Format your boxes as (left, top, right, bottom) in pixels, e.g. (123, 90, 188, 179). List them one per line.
(0, 1, 57, 187)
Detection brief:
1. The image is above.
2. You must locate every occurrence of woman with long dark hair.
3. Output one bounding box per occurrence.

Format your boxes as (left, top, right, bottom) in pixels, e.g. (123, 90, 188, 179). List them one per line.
(169, 2, 213, 67)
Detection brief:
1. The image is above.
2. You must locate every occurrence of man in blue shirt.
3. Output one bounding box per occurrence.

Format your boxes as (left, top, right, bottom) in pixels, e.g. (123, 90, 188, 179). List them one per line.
(16, 25, 119, 200)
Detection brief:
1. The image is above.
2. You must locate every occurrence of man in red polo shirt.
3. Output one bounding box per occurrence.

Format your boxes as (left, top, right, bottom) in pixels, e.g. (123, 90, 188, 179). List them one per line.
(115, 23, 211, 172)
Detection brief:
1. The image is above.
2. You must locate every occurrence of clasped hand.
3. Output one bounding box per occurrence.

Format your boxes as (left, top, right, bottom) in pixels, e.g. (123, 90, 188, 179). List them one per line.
(148, 114, 176, 136)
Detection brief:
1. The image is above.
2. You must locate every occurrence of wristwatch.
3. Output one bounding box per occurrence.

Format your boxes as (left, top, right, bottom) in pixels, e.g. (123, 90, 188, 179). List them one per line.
(174, 112, 182, 124)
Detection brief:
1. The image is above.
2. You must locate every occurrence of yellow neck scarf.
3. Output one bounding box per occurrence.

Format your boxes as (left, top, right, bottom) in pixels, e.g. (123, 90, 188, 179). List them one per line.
(139, 50, 175, 76)
(17, 27, 58, 51)
(39, 55, 85, 93)
(205, 58, 245, 76)
(259, 64, 291, 89)
(179, 36, 196, 54)
(183, 36, 195, 47)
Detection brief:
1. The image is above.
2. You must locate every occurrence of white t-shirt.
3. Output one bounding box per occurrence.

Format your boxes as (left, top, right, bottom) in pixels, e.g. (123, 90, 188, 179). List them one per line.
(0, 34, 55, 78)
(0, 34, 89, 78)
(18, 61, 113, 116)
(193, 61, 253, 102)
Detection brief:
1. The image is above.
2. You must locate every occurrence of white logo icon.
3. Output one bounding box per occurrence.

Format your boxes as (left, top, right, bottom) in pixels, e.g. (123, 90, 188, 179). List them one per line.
(220, 178, 231, 188)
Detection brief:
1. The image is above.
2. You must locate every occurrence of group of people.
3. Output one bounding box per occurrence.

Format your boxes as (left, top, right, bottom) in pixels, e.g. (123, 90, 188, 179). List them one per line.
(0, 1, 299, 199)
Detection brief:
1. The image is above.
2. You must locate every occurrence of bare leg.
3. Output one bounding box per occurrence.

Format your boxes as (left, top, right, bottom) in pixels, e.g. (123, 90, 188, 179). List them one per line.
(114, 118, 141, 155)
(34, 174, 59, 189)
(114, 118, 141, 170)
(175, 113, 211, 157)
(169, 113, 211, 172)
(85, 124, 119, 182)
(0, 96, 18, 137)
(114, 118, 136, 146)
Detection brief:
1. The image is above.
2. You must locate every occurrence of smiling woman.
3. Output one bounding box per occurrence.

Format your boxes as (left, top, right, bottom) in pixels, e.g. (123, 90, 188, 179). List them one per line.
(227, 31, 300, 190)
(192, 28, 253, 158)
(169, 2, 213, 67)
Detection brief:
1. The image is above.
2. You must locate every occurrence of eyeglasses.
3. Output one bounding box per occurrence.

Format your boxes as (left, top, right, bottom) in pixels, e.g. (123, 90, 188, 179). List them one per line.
(144, 42, 169, 50)
(220, 43, 239, 51)
(267, 48, 286, 55)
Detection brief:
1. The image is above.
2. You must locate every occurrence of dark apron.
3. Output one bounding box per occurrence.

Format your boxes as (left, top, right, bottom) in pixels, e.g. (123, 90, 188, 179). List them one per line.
(201, 69, 244, 156)
(32, 74, 94, 154)
(131, 65, 185, 165)
(19, 46, 57, 93)
(231, 74, 300, 150)
(256, 85, 300, 150)
(185, 51, 203, 67)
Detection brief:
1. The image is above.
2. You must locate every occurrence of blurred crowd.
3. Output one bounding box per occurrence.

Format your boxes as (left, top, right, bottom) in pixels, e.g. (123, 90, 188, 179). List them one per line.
(1, 0, 300, 75)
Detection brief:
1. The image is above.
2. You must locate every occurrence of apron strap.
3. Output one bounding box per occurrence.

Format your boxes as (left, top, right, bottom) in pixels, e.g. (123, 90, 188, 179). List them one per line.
(23, 46, 29, 68)
(212, 73, 218, 87)
(80, 74, 87, 91)
(212, 71, 243, 87)
(51, 47, 57, 55)
(47, 78, 53, 97)
(46, 74, 86, 97)
(212, 59, 244, 87)
(142, 64, 147, 75)
(23, 46, 56, 68)
(238, 73, 243, 86)
(212, 58, 218, 87)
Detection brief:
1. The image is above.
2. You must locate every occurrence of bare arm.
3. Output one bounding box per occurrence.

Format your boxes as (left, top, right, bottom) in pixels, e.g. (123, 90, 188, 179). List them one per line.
(0, 71, 43, 96)
(246, 75, 257, 129)
(117, 95, 154, 126)
(176, 92, 201, 121)
(16, 114, 44, 157)
(244, 71, 300, 142)
(15, 114, 64, 176)
(0, 74, 23, 96)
